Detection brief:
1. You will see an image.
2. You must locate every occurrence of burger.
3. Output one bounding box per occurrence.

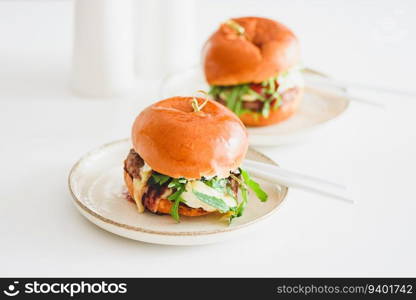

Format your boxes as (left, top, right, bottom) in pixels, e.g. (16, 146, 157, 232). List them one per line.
(123, 96, 268, 222)
(202, 17, 303, 127)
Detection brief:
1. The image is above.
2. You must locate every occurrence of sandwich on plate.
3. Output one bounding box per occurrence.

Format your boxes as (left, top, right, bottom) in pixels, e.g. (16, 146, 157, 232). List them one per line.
(203, 17, 304, 127)
(123, 96, 267, 222)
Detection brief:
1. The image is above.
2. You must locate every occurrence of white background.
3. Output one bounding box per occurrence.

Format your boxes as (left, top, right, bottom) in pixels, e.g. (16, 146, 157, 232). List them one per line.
(1, 0, 416, 276)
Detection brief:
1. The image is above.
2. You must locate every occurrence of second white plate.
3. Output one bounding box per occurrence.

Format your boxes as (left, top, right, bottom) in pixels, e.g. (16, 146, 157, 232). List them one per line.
(160, 67, 350, 146)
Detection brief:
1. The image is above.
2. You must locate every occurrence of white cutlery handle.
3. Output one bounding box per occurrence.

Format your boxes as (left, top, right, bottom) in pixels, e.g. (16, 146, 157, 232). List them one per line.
(244, 159, 346, 189)
(306, 72, 416, 98)
(242, 161, 353, 204)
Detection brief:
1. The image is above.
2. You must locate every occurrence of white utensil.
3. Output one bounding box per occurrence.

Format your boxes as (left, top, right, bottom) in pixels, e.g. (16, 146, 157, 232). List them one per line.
(243, 159, 353, 204)
(305, 84, 384, 108)
(304, 69, 416, 99)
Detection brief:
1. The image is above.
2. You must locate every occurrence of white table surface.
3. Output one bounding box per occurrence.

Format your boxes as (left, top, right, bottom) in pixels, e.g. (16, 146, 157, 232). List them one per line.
(1, 0, 416, 277)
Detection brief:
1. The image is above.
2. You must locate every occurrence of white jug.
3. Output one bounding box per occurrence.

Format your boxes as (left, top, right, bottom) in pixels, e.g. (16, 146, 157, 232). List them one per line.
(71, 0, 197, 98)
(71, 0, 136, 98)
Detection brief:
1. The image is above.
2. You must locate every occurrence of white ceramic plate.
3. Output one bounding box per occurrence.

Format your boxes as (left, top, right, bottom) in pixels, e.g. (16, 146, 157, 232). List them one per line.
(160, 67, 350, 146)
(68, 139, 288, 245)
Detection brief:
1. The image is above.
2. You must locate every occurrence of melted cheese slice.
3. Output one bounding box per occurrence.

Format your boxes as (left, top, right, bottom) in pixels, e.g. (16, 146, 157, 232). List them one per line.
(132, 164, 152, 213)
(181, 181, 238, 212)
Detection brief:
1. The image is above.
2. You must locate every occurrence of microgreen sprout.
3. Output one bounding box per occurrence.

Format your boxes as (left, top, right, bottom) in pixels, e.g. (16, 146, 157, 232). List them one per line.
(225, 19, 245, 36)
(191, 90, 209, 112)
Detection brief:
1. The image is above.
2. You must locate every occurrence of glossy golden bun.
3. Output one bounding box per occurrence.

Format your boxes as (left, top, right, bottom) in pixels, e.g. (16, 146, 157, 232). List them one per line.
(203, 16, 300, 86)
(240, 88, 303, 127)
(123, 170, 211, 216)
(131, 97, 248, 179)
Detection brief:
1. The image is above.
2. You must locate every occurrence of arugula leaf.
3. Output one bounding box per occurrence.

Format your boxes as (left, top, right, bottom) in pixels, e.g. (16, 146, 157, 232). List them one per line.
(168, 178, 186, 189)
(151, 173, 170, 185)
(226, 85, 241, 111)
(166, 178, 187, 222)
(204, 177, 237, 200)
(247, 88, 267, 102)
(204, 177, 227, 193)
(167, 187, 184, 201)
(192, 190, 230, 213)
(240, 168, 268, 202)
(234, 100, 243, 116)
(209, 73, 283, 117)
(240, 84, 250, 96)
(228, 169, 268, 223)
(170, 196, 184, 222)
(235, 85, 250, 115)
(208, 85, 221, 98)
(229, 185, 248, 222)
(237, 186, 248, 217)
(272, 93, 282, 110)
(267, 77, 276, 95)
(261, 100, 270, 117)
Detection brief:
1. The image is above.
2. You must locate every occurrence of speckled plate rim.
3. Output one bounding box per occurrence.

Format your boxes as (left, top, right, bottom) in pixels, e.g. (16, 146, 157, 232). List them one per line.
(68, 138, 288, 237)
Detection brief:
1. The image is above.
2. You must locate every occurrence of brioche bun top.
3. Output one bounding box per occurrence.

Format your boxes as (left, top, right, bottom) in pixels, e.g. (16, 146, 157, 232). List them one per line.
(132, 97, 248, 179)
(203, 16, 300, 86)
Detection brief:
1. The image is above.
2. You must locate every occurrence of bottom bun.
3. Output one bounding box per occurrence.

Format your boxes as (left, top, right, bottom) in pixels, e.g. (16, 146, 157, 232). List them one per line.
(239, 88, 303, 127)
(156, 198, 211, 217)
(124, 171, 211, 217)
